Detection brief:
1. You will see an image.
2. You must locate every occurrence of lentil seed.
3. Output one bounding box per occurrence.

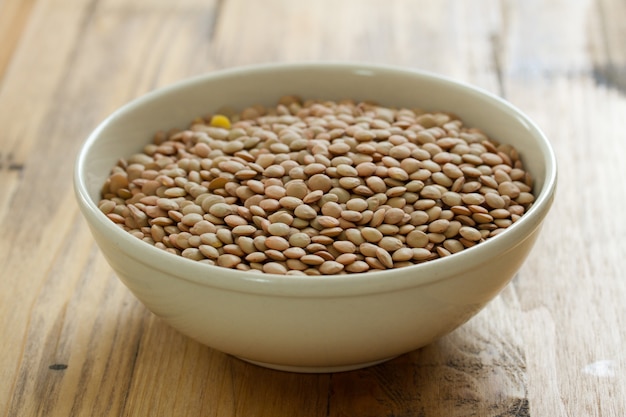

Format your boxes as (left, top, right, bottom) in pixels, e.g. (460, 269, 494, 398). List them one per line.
(319, 261, 344, 274)
(333, 240, 357, 253)
(265, 249, 286, 261)
(263, 262, 288, 274)
(359, 242, 379, 257)
(459, 226, 482, 241)
(265, 236, 290, 251)
(392, 247, 414, 262)
(256, 221, 282, 237)
(375, 247, 394, 268)
(379, 236, 403, 252)
(361, 227, 383, 243)
(345, 261, 369, 273)
(301, 254, 325, 265)
(217, 254, 241, 268)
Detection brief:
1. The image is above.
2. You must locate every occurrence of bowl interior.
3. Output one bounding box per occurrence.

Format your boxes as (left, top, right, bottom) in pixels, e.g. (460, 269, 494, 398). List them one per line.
(75, 62, 556, 293)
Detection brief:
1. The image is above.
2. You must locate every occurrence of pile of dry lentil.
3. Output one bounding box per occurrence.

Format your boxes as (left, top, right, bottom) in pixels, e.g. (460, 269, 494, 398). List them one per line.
(99, 96, 535, 275)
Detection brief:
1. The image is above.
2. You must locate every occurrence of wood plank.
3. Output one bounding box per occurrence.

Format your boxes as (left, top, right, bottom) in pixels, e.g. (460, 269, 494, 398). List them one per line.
(211, 0, 502, 91)
(590, 0, 626, 92)
(509, 76, 626, 417)
(0, 0, 99, 410)
(0, 0, 219, 414)
(0, 0, 38, 84)
(123, 334, 331, 416)
(497, 1, 626, 413)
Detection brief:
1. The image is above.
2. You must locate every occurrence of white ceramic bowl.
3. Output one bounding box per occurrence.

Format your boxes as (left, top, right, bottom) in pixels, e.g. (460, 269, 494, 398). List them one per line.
(74, 62, 557, 372)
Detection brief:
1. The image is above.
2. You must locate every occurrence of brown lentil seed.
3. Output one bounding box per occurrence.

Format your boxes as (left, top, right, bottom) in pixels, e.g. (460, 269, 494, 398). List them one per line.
(301, 254, 325, 265)
(284, 247, 306, 259)
(236, 236, 256, 254)
(406, 230, 429, 248)
(361, 227, 383, 243)
(490, 208, 512, 219)
(321, 201, 342, 218)
(333, 240, 357, 253)
(265, 185, 286, 199)
(459, 226, 482, 241)
(378, 224, 400, 235)
(217, 254, 241, 268)
(182, 248, 205, 261)
(315, 250, 335, 261)
(264, 236, 290, 251)
(284, 180, 308, 199)
(472, 213, 494, 224)
(286, 259, 308, 271)
(428, 219, 450, 233)
(208, 203, 233, 217)
(356, 162, 377, 176)
(289, 232, 311, 247)
(462, 193, 485, 206)
(345, 261, 369, 273)
(485, 192, 506, 209)
(379, 236, 403, 252)
(256, 201, 279, 216)
(317, 215, 340, 228)
(375, 247, 394, 268)
(293, 204, 317, 220)
(498, 181, 521, 198)
(359, 242, 379, 257)
(265, 249, 286, 261)
(345, 228, 365, 245)
(246, 252, 267, 263)
(346, 198, 369, 212)
(223, 244, 245, 256)
(267, 222, 291, 236)
(336, 253, 358, 265)
(392, 247, 414, 262)
(267, 211, 293, 225)
(279, 196, 303, 210)
(308, 174, 333, 192)
(480, 175, 499, 189)
(319, 261, 344, 274)
(263, 262, 288, 275)
(366, 177, 387, 194)
(216, 229, 234, 244)
(384, 208, 406, 224)
(516, 192, 535, 205)
(302, 189, 324, 204)
(341, 210, 363, 222)
(320, 226, 344, 237)
(412, 248, 433, 261)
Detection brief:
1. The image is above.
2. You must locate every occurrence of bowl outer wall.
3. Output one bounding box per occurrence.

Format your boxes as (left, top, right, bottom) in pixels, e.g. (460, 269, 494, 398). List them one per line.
(83, 207, 544, 368)
(74, 62, 557, 299)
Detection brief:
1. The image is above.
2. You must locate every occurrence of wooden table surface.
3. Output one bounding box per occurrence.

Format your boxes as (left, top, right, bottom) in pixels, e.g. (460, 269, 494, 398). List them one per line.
(2, 0, 625, 416)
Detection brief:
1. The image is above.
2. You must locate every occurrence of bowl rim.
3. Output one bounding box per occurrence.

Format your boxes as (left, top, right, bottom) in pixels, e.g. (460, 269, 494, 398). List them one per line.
(74, 61, 557, 297)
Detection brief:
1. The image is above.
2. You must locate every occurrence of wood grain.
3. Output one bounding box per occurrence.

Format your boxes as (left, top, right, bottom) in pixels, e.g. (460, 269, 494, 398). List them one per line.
(1, 0, 625, 416)
(0, 0, 37, 83)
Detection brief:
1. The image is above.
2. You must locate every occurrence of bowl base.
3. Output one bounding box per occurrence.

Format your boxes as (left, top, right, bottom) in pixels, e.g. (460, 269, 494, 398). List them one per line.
(235, 355, 398, 373)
